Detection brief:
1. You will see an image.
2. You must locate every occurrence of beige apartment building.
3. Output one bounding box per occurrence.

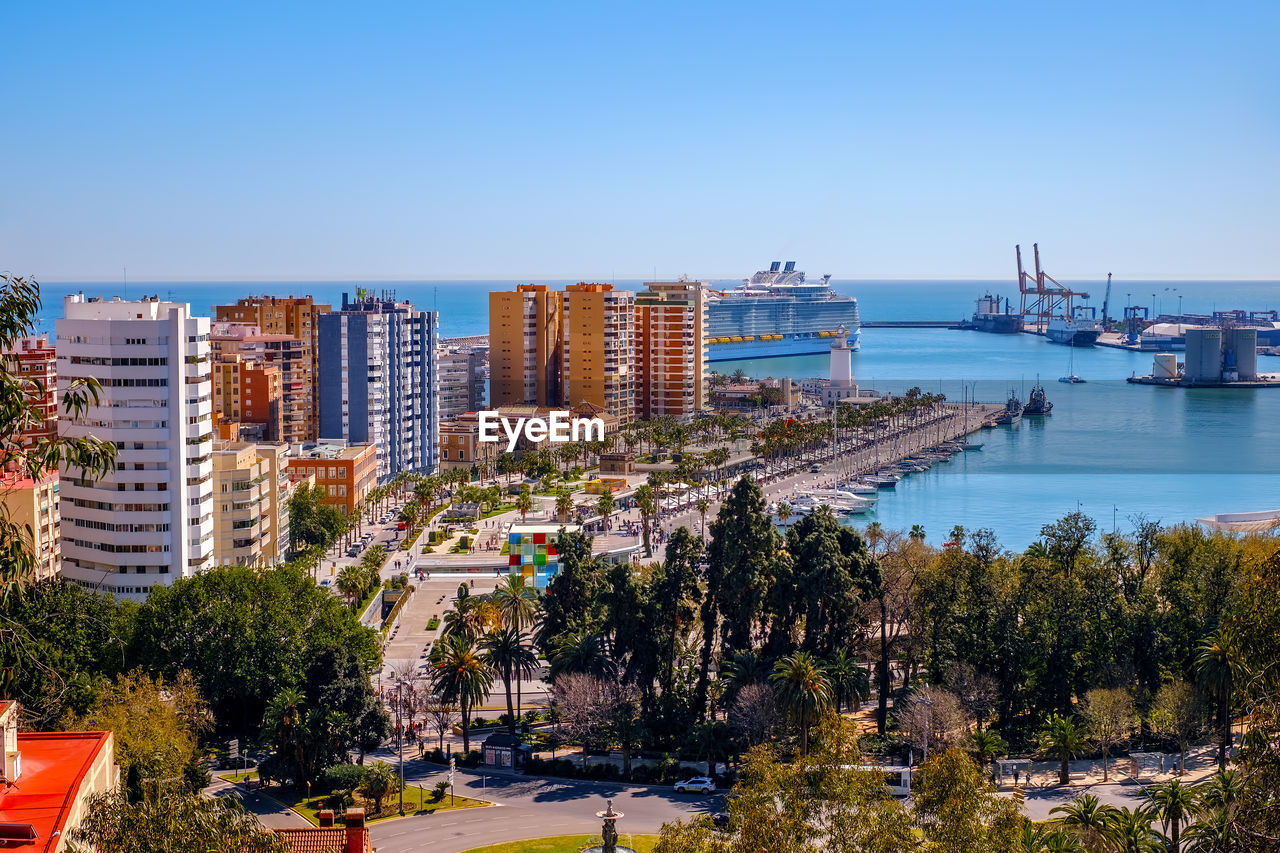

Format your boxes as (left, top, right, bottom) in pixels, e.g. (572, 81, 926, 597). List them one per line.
(489, 284, 562, 407)
(635, 281, 709, 420)
(213, 297, 330, 440)
(561, 283, 636, 424)
(212, 442, 274, 568)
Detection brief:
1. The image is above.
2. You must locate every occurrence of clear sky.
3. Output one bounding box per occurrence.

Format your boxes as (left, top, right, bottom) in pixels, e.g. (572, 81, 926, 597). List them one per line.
(3, 1, 1277, 281)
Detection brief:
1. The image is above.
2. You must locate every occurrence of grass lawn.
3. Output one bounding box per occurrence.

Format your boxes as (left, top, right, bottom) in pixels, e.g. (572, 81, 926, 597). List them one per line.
(259, 783, 489, 825)
(223, 770, 258, 783)
(459, 835, 659, 853)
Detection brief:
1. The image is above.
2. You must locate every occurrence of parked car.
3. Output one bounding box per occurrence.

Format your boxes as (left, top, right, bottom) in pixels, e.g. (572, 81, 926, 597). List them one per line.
(347, 545, 360, 557)
(810, 463, 822, 473)
(320, 578, 331, 587)
(673, 777, 716, 794)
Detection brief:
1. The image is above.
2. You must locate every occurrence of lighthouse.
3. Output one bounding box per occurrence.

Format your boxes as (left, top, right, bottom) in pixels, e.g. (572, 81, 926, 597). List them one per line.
(824, 327, 860, 406)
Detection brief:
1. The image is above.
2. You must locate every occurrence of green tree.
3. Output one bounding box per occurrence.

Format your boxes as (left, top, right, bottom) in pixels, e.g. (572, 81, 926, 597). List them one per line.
(1148, 679, 1204, 774)
(699, 477, 780, 718)
(769, 651, 831, 756)
(0, 579, 135, 728)
(69, 789, 287, 853)
(1081, 687, 1134, 782)
(1039, 714, 1089, 786)
(912, 749, 1025, 853)
(131, 563, 380, 733)
(635, 484, 656, 556)
(63, 669, 209, 789)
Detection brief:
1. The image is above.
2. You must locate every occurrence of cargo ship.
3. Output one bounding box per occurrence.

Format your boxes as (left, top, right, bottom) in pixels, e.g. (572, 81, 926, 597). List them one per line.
(964, 292, 1022, 333)
(706, 262, 861, 361)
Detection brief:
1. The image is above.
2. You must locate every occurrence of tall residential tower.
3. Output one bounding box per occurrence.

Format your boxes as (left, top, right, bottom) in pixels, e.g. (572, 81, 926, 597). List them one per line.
(318, 292, 438, 480)
(56, 295, 215, 598)
(488, 284, 561, 407)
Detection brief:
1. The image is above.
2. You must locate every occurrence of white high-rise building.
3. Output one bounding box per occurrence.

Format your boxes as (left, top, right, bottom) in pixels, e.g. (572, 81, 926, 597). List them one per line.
(56, 294, 216, 599)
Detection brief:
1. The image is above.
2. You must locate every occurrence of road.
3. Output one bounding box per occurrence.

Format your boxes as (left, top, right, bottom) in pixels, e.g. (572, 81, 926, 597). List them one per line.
(369, 765, 719, 853)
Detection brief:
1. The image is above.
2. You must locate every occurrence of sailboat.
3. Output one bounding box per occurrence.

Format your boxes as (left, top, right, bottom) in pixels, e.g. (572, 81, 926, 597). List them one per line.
(1058, 347, 1086, 384)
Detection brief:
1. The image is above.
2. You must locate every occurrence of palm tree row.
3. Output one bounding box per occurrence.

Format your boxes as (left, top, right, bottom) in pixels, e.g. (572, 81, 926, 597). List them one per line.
(1042, 770, 1241, 853)
(430, 576, 542, 754)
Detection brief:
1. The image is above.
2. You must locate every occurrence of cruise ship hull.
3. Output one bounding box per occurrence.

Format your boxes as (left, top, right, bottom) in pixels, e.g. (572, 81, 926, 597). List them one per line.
(708, 329, 861, 362)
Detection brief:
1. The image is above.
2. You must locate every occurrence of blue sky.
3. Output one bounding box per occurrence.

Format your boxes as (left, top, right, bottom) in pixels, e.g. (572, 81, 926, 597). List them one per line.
(3, 1, 1277, 281)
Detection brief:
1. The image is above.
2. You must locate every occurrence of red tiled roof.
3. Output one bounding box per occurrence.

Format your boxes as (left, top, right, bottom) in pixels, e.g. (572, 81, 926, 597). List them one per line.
(0, 730, 112, 852)
(275, 826, 369, 853)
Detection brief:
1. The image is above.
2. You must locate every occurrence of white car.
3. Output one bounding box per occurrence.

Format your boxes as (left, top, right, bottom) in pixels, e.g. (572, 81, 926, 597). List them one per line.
(673, 777, 716, 794)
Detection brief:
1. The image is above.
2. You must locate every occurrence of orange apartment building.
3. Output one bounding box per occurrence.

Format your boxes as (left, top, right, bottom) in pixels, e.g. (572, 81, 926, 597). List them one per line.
(635, 281, 709, 420)
(561, 283, 635, 424)
(211, 323, 311, 445)
(488, 284, 562, 407)
(212, 358, 283, 442)
(213, 297, 330, 440)
(285, 440, 377, 517)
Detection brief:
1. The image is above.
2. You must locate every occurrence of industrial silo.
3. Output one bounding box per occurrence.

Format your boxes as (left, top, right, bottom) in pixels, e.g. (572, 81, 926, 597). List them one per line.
(1225, 328, 1258, 380)
(1184, 329, 1222, 384)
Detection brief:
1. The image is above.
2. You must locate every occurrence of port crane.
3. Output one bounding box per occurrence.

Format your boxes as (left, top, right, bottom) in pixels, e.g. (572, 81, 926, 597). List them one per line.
(1101, 273, 1113, 329)
(1016, 243, 1090, 332)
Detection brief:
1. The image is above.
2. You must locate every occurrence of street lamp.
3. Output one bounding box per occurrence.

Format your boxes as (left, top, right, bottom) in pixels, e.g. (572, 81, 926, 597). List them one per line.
(915, 685, 934, 765)
(395, 679, 411, 815)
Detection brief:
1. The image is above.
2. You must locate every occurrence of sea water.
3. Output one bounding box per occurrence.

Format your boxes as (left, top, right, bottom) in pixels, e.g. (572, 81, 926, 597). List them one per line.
(34, 279, 1280, 548)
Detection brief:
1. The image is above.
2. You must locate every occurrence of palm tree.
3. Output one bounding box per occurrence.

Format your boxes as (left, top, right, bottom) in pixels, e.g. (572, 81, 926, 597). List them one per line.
(968, 729, 1008, 770)
(694, 497, 710, 542)
(596, 491, 615, 530)
(1196, 627, 1245, 772)
(1103, 806, 1162, 853)
(359, 762, 398, 815)
(776, 502, 792, 527)
(335, 565, 364, 606)
(1181, 806, 1236, 853)
(514, 487, 534, 523)
(491, 574, 538, 630)
(908, 524, 926, 541)
(1022, 824, 1086, 853)
(548, 628, 611, 681)
(431, 634, 493, 755)
(1050, 794, 1119, 852)
(554, 488, 574, 523)
(1195, 768, 1242, 813)
(634, 484, 655, 556)
(481, 626, 536, 736)
(1039, 714, 1089, 785)
(1146, 778, 1196, 853)
(824, 649, 868, 713)
(769, 651, 832, 756)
